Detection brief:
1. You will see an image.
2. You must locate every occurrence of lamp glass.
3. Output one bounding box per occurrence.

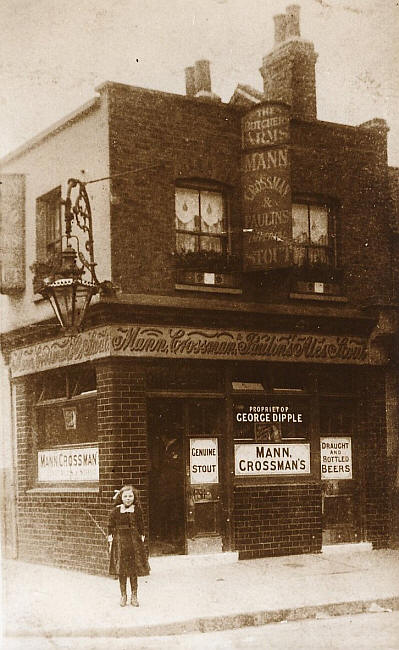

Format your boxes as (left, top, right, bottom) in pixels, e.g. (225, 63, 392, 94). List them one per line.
(45, 278, 96, 331)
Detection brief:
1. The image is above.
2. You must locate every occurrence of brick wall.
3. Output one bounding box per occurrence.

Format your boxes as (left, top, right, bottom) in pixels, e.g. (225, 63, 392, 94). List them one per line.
(96, 358, 148, 514)
(292, 120, 392, 307)
(233, 483, 322, 559)
(13, 359, 149, 574)
(106, 83, 242, 295)
(104, 82, 392, 311)
(358, 366, 389, 548)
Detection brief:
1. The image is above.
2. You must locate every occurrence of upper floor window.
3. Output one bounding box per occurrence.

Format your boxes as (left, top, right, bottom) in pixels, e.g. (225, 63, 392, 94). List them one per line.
(292, 202, 335, 267)
(36, 187, 62, 259)
(175, 186, 228, 254)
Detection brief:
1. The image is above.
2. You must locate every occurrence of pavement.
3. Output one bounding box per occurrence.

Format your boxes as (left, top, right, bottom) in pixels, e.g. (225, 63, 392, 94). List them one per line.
(2, 545, 399, 641)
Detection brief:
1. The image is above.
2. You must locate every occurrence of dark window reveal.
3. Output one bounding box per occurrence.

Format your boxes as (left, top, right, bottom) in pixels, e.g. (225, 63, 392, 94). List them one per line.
(36, 187, 62, 259)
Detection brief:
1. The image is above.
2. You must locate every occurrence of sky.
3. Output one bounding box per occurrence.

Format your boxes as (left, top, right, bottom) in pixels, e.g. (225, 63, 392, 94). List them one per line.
(1, 0, 398, 164)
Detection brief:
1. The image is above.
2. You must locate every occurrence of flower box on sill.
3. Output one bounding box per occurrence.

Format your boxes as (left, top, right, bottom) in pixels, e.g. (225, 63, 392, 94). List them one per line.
(294, 280, 342, 296)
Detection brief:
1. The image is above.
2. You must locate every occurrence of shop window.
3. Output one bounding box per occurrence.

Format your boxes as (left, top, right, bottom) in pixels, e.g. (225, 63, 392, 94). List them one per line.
(292, 202, 335, 268)
(36, 187, 62, 261)
(234, 397, 309, 442)
(188, 400, 221, 436)
(175, 185, 228, 256)
(37, 369, 68, 401)
(38, 398, 97, 448)
(36, 365, 97, 448)
(318, 367, 354, 395)
(271, 365, 307, 392)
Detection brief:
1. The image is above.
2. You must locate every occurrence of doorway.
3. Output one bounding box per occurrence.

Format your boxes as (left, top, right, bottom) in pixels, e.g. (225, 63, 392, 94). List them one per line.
(148, 397, 225, 556)
(320, 397, 363, 544)
(148, 399, 185, 555)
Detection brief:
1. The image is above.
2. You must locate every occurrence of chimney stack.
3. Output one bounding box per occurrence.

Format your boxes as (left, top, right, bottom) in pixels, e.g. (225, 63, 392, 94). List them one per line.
(194, 60, 212, 94)
(285, 4, 301, 39)
(185, 66, 196, 97)
(273, 14, 287, 46)
(184, 59, 220, 101)
(260, 5, 318, 121)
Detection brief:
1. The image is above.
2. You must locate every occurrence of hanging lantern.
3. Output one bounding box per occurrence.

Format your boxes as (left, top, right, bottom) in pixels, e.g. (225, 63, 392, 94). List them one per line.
(33, 179, 110, 333)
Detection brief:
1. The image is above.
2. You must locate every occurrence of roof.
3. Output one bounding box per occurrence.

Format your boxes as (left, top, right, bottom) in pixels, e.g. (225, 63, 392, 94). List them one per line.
(0, 96, 100, 167)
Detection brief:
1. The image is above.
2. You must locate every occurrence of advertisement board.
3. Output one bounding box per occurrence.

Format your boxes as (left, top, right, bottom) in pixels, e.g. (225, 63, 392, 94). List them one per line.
(320, 437, 352, 480)
(190, 438, 219, 484)
(37, 445, 99, 482)
(235, 443, 310, 476)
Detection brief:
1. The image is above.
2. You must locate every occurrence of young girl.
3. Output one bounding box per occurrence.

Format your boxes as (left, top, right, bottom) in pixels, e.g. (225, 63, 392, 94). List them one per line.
(108, 485, 150, 607)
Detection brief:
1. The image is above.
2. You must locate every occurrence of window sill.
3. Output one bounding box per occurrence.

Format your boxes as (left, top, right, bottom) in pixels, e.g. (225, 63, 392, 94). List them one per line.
(290, 292, 348, 303)
(27, 485, 99, 494)
(175, 284, 242, 295)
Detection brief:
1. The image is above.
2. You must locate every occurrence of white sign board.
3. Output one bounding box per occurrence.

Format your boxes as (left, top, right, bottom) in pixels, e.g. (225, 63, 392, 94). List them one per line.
(320, 437, 352, 480)
(38, 446, 99, 482)
(190, 438, 219, 485)
(235, 443, 310, 476)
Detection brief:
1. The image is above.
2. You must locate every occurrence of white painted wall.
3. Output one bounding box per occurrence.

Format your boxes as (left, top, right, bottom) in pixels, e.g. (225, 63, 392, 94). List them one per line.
(0, 90, 111, 333)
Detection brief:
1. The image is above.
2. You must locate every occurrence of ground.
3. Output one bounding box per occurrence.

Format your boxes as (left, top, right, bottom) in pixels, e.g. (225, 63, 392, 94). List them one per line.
(4, 611, 399, 650)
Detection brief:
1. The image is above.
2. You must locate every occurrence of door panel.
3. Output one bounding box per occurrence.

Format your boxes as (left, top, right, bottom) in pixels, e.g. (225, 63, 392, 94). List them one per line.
(185, 400, 224, 552)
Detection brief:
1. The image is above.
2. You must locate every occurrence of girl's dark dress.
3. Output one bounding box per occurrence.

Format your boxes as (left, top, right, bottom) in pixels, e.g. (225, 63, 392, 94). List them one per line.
(108, 505, 150, 577)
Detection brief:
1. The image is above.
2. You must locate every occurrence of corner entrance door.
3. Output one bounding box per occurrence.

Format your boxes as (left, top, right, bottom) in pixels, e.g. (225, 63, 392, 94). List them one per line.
(148, 399, 185, 555)
(148, 397, 225, 555)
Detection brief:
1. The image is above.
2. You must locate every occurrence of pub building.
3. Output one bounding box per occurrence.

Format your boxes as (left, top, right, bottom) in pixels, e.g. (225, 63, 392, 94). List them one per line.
(1, 5, 398, 572)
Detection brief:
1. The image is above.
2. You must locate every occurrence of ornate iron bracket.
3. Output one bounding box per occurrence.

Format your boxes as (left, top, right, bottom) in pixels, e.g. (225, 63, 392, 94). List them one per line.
(62, 178, 99, 285)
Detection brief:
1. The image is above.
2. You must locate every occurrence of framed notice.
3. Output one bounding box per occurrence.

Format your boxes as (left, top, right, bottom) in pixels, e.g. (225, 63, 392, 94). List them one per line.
(63, 407, 77, 430)
(190, 438, 219, 485)
(320, 437, 352, 480)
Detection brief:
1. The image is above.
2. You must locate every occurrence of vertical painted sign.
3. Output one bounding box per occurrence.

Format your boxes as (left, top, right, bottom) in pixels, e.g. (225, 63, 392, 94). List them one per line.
(0, 174, 26, 293)
(241, 102, 292, 271)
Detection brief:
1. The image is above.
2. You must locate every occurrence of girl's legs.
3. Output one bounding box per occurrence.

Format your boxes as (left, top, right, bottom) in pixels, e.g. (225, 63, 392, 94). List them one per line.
(119, 575, 127, 606)
(129, 575, 139, 606)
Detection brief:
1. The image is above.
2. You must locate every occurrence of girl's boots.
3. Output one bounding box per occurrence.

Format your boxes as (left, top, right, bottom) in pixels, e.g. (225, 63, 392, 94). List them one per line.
(119, 576, 127, 607)
(130, 576, 139, 606)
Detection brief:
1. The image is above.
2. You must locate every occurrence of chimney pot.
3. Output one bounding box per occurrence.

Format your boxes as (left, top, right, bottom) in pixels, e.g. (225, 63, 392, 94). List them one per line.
(194, 59, 212, 94)
(273, 14, 288, 45)
(286, 5, 301, 39)
(185, 66, 196, 96)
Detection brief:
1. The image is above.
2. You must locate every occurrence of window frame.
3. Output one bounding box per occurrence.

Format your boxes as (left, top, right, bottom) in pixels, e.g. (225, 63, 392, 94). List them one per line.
(36, 186, 62, 261)
(175, 181, 231, 255)
(292, 198, 337, 268)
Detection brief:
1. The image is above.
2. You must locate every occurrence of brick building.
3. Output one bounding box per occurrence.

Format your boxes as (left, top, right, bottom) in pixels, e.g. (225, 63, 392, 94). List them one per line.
(1, 5, 398, 572)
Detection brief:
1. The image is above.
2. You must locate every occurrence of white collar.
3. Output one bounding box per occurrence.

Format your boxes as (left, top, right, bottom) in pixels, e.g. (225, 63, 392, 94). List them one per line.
(120, 504, 135, 513)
